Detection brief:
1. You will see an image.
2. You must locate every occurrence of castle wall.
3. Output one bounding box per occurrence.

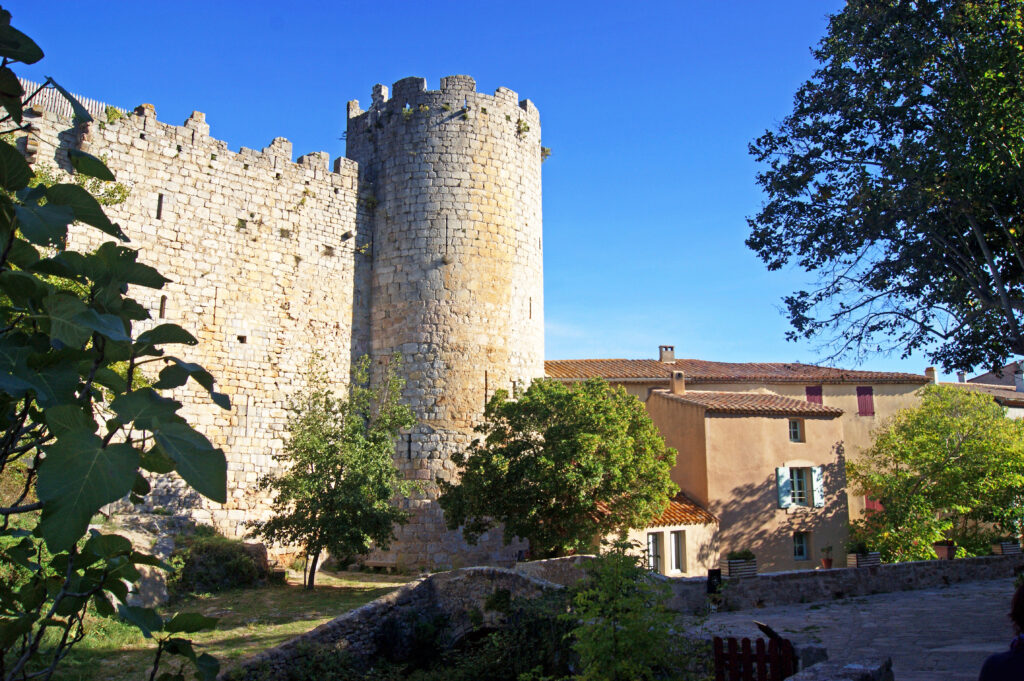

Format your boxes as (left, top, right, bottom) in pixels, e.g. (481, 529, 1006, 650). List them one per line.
(347, 76, 545, 568)
(20, 97, 370, 538)
(19, 74, 546, 569)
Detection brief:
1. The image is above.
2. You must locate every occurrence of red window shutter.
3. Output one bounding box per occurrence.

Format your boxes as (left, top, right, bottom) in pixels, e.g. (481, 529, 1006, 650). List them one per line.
(865, 496, 884, 512)
(856, 386, 875, 416)
(805, 386, 823, 404)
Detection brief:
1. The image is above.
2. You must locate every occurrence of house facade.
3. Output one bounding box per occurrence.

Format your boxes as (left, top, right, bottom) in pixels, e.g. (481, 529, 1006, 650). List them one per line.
(546, 346, 928, 521)
(643, 371, 848, 572)
(622, 492, 718, 577)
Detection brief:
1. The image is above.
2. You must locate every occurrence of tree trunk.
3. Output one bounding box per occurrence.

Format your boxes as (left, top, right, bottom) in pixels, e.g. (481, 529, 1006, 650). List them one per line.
(305, 550, 321, 590)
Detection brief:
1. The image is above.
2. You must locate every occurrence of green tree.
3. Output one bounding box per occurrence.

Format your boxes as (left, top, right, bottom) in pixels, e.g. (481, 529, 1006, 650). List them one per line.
(748, 0, 1024, 372)
(848, 385, 1024, 561)
(248, 355, 416, 589)
(438, 379, 677, 559)
(0, 9, 225, 680)
(566, 540, 702, 681)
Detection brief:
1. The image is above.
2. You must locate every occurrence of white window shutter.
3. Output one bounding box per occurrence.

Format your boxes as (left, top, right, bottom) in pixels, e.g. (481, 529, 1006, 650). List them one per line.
(776, 467, 792, 508)
(811, 466, 825, 507)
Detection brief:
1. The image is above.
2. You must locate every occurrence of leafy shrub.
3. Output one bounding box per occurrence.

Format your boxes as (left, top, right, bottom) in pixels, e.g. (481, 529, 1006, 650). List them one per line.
(726, 549, 755, 561)
(171, 534, 262, 595)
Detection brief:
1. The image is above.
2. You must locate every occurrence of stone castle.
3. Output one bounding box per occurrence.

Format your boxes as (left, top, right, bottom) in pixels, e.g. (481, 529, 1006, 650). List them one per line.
(21, 75, 545, 570)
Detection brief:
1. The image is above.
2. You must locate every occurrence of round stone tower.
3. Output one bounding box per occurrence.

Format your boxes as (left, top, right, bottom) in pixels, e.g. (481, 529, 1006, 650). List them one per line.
(346, 76, 544, 569)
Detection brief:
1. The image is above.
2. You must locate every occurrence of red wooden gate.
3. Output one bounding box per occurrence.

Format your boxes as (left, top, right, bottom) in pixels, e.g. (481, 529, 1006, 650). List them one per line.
(712, 636, 797, 681)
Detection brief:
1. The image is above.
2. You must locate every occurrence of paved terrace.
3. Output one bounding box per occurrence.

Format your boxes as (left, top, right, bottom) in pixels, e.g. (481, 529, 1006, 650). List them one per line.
(703, 577, 1015, 681)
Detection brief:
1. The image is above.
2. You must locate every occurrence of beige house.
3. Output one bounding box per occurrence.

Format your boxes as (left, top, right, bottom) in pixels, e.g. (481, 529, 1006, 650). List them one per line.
(546, 346, 928, 519)
(642, 371, 848, 572)
(622, 492, 718, 577)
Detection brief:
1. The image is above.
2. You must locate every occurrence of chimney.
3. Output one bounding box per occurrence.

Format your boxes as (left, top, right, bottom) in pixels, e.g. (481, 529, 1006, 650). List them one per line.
(670, 370, 686, 395)
(1015, 369, 1023, 393)
(925, 367, 937, 384)
(659, 345, 675, 363)
(957, 372, 965, 383)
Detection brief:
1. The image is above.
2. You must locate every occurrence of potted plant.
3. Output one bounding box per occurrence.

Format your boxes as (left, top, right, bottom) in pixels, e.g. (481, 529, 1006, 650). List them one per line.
(724, 549, 757, 578)
(820, 545, 834, 569)
(932, 539, 957, 560)
(991, 536, 1022, 556)
(845, 540, 881, 567)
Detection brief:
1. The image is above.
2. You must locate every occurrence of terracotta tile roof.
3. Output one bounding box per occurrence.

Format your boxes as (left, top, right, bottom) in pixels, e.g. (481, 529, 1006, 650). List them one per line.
(650, 389, 844, 417)
(648, 492, 717, 528)
(545, 358, 929, 385)
(942, 382, 1024, 408)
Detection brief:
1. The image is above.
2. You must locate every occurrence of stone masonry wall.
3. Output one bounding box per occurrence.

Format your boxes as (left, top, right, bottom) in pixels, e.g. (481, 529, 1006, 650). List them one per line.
(346, 76, 545, 568)
(19, 95, 369, 538)
(518, 553, 1024, 613)
(224, 567, 560, 680)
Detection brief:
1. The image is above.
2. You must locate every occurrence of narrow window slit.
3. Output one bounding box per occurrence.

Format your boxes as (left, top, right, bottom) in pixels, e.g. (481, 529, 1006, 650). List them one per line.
(156, 193, 163, 220)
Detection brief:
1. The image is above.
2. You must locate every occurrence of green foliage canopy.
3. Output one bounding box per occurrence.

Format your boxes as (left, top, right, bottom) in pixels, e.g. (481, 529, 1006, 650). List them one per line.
(848, 385, 1024, 561)
(748, 0, 1024, 372)
(248, 355, 415, 589)
(438, 379, 677, 559)
(0, 10, 226, 679)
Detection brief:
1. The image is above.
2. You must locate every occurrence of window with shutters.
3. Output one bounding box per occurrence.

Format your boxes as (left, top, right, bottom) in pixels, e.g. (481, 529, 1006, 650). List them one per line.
(777, 466, 825, 509)
(805, 386, 823, 404)
(856, 386, 875, 416)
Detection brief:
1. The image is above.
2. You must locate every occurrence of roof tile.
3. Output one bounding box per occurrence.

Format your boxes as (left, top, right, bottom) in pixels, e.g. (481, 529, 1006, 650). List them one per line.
(943, 381, 1024, 408)
(648, 493, 717, 528)
(650, 389, 844, 417)
(545, 358, 928, 385)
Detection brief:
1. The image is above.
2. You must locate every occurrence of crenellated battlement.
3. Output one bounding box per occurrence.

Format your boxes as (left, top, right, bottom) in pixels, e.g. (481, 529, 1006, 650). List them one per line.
(346, 74, 540, 130)
(21, 79, 359, 184)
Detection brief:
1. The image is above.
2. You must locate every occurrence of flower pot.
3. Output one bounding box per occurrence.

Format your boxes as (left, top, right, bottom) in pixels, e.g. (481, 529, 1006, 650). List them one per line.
(992, 541, 1022, 556)
(932, 542, 957, 560)
(846, 551, 881, 568)
(724, 558, 757, 578)
(820, 557, 834, 569)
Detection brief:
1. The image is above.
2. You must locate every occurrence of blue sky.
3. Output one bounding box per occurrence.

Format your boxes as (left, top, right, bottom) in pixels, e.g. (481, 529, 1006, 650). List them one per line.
(9, 1, 952, 378)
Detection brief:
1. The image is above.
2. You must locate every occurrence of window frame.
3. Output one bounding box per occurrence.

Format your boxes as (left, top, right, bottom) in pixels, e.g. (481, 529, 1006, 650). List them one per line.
(856, 386, 875, 416)
(793, 531, 809, 561)
(790, 466, 810, 506)
(669, 530, 684, 573)
(788, 418, 804, 442)
(647, 531, 663, 574)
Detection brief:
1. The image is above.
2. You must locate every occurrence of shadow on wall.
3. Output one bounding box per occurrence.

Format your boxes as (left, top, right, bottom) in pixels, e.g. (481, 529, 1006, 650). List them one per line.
(712, 443, 849, 572)
(694, 528, 718, 572)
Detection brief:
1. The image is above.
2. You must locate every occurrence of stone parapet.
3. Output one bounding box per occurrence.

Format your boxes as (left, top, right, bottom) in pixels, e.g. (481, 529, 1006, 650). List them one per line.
(515, 553, 1024, 614)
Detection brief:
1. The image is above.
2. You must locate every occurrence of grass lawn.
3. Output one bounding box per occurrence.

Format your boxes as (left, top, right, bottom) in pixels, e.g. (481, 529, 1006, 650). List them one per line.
(52, 570, 411, 681)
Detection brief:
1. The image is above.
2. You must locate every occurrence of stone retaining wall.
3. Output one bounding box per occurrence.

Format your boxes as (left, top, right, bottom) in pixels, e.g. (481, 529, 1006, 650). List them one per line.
(223, 567, 560, 680)
(517, 553, 1024, 613)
